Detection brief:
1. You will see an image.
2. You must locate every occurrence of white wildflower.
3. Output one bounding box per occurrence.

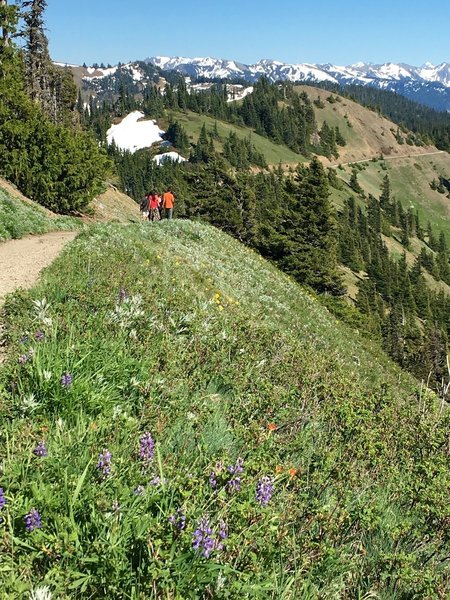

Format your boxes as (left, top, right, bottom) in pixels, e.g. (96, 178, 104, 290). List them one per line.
(216, 573, 226, 592)
(43, 370, 52, 382)
(108, 294, 144, 329)
(29, 586, 52, 600)
(32, 298, 53, 327)
(20, 393, 40, 414)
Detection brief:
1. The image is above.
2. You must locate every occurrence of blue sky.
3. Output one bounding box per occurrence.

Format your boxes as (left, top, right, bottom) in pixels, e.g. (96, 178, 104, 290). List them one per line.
(45, 0, 449, 66)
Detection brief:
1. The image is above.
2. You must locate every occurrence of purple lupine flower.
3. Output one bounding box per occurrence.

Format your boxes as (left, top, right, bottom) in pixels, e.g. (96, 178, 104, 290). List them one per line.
(139, 432, 155, 465)
(97, 449, 112, 479)
(33, 441, 48, 458)
(60, 372, 73, 388)
(192, 516, 216, 558)
(227, 477, 241, 493)
(256, 476, 274, 506)
(0, 488, 6, 510)
(209, 471, 218, 489)
(25, 508, 42, 532)
(168, 508, 186, 531)
(149, 475, 167, 487)
(228, 457, 244, 475)
(34, 330, 45, 342)
(216, 520, 228, 551)
(133, 485, 145, 495)
(192, 516, 227, 557)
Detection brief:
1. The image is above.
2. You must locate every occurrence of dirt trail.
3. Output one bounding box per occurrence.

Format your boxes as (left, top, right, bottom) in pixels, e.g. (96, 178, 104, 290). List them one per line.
(330, 150, 445, 168)
(0, 230, 76, 363)
(0, 231, 77, 303)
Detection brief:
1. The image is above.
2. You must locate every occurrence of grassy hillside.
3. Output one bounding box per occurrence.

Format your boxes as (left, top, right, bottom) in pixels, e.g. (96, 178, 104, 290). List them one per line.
(0, 182, 77, 242)
(0, 179, 140, 242)
(1, 220, 450, 598)
(336, 153, 450, 242)
(165, 110, 306, 165)
(299, 85, 438, 165)
(89, 184, 140, 223)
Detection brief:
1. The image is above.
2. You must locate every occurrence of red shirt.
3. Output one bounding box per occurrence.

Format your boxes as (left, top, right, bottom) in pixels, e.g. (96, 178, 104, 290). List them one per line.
(149, 195, 159, 210)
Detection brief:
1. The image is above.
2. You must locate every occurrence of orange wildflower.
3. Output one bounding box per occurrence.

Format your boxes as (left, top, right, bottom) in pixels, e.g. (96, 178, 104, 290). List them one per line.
(288, 468, 298, 478)
(267, 423, 277, 432)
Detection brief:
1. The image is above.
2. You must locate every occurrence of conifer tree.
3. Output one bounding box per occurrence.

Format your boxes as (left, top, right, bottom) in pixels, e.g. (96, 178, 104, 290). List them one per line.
(0, 0, 16, 48)
(379, 174, 391, 210)
(280, 157, 342, 294)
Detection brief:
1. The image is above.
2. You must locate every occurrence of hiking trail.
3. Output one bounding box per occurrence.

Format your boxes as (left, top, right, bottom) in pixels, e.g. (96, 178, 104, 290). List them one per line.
(0, 230, 77, 362)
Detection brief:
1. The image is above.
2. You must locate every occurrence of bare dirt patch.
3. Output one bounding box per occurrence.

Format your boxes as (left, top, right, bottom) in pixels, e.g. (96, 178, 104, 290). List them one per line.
(0, 231, 77, 362)
(0, 231, 77, 303)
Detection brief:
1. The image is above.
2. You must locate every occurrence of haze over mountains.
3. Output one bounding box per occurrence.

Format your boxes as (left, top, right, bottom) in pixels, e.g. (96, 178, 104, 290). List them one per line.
(72, 55, 450, 111)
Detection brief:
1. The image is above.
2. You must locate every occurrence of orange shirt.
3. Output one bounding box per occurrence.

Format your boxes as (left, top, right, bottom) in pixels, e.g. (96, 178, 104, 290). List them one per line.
(163, 192, 175, 209)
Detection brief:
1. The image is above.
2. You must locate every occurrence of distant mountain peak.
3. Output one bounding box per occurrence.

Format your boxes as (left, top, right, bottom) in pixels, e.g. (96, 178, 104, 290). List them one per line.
(73, 55, 450, 112)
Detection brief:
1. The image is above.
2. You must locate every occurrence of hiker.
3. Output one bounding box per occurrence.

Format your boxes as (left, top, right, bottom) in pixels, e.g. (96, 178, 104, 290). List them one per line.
(162, 189, 175, 219)
(140, 194, 149, 220)
(148, 192, 161, 222)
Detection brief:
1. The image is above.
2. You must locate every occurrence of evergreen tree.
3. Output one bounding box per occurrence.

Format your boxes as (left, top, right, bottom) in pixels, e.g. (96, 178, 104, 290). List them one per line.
(280, 157, 342, 294)
(349, 168, 364, 195)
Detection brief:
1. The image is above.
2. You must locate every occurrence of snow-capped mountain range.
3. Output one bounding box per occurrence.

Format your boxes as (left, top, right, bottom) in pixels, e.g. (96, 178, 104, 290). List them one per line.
(146, 56, 450, 88)
(144, 57, 450, 111)
(74, 56, 450, 112)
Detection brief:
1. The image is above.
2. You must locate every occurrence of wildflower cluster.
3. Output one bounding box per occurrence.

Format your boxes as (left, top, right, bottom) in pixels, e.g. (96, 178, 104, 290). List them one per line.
(133, 485, 145, 496)
(139, 432, 155, 466)
(108, 293, 144, 329)
(60, 372, 73, 388)
(168, 508, 186, 532)
(25, 508, 42, 532)
(209, 458, 244, 494)
(227, 457, 244, 493)
(18, 348, 34, 364)
(33, 441, 48, 457)
(97, 449, 112, 479)
(192, 516, 228, 558)
(34, 330, 45, 342)
(256, 476, 275, 506)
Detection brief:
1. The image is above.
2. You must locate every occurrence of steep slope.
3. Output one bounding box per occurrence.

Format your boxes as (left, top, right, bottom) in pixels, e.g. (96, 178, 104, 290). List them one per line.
(1, 221, 449, 598)
(89, 184, 140, 223)
(336, 153, 450, 241)
(299, 85, 439, 164)
(0, 179, 140, 241)
(0, 180, 76, 242)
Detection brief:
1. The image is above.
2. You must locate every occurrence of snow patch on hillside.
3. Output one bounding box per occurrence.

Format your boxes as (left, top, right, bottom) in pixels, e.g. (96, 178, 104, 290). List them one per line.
(227, 86, 254, 102)
(107, 112, 164, 153)
(153, 152, 187, 165)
